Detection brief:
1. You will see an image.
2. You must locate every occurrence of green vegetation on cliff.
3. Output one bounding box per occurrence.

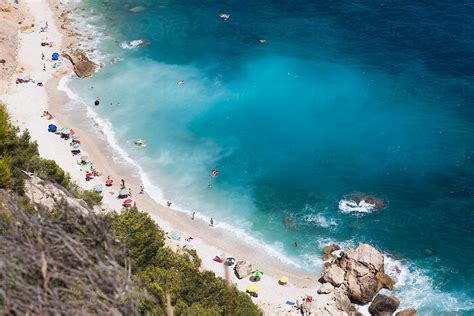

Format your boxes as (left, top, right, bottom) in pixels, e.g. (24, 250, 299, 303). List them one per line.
(0, 103, 260, 315)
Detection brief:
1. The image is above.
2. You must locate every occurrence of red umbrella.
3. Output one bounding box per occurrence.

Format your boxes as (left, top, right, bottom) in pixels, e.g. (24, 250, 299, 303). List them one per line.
(123, 199, 133, 205)
(105, 179, 113, 186)
(86, 173, 93, 178)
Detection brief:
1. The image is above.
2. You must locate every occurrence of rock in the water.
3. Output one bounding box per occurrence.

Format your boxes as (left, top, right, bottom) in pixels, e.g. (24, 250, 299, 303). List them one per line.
(234, 260, 252, 279)
(368, 294, 400, 315)
(323, 243, 341, 260)
(395, 308, 417, 316)
(318, 282, 334, 294)
(376, 271, 396, 291)
(322, 264, 345, 286)
(63, 49, 97, 78)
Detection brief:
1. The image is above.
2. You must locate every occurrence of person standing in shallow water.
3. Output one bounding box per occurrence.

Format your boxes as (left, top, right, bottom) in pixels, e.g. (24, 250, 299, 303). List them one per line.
(210, 218, 214, 227)
(94, 97, 100, 106)
(192, 211, 195, 220)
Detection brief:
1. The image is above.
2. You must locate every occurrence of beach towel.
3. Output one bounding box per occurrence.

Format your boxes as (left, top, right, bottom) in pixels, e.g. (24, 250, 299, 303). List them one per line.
(285, 301, 295, 305)
(213, 256, 223, 263)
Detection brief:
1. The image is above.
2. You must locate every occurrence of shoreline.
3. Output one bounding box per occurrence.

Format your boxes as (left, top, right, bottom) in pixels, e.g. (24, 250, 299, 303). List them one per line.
(1, 0, 321, 313)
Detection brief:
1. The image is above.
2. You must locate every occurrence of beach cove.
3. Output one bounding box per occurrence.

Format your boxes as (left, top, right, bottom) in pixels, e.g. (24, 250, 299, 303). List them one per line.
(1, 0, 474, 314)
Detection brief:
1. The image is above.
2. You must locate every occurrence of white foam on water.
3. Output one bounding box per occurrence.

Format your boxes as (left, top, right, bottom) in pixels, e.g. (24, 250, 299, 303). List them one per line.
(120, 40, 146, 49)
(338, 198, 376, 214)
(303, 213, 338, 228)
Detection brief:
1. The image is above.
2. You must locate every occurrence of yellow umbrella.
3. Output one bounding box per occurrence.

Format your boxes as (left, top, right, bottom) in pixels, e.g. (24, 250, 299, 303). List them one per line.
(246, 284, 259, 294)
(279, 276, 288, 285)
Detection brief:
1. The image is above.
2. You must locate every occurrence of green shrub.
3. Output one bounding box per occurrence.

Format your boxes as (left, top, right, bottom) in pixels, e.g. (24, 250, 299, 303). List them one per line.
(0, 159, 12, 188)
(79, 190, 103, 208)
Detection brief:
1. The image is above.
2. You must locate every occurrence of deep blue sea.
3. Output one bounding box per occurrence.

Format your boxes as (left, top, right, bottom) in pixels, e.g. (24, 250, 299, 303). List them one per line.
(68, 0, 474, 313)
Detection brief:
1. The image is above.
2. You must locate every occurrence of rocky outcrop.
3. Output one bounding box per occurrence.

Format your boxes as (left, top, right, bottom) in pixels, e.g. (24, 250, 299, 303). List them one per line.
(395, 308, 417, 316)
(368, 294, 400, 315)
(323, 243, 340, 260)
(351, 192, 385, 208)
(322, 264, 345, 286)
(24, 173, 89, 212)
(234, 260, 252, 279)
(318, 243, 398, 308)
(63, 49, 97, 78)
(317, 282, 334, 294)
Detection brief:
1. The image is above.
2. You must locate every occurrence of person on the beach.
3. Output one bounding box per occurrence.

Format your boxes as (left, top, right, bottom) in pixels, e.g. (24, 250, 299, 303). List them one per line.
(128, 188, 132, 197)
(43, 63, 46, 71)
(94, 97, 100, 106)
(210, 218, 214, 227)
(120, 179, 125, 188)
(139, 186, 144, 194)
(166, 201, 172, 207)
(192, 211, 195, 220)
(41, 52, 44, 60)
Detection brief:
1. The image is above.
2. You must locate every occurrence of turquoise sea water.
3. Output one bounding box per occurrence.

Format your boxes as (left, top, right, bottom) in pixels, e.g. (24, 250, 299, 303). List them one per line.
(68, 1, 474, 313)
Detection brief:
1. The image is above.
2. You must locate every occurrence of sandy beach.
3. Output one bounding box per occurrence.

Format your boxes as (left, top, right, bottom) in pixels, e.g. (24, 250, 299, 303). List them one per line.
(0, 0, 324, 314)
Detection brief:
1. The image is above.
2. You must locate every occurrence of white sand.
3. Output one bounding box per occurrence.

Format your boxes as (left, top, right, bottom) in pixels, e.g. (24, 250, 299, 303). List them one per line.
(0, 0, 323, 314)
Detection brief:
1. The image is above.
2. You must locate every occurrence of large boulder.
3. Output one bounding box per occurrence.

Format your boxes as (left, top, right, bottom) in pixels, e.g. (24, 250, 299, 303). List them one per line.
(63, 49, 97, 78)
(322, 264, 345, 286)
(234, 261, 252, 279)
(323, 243, 341, 261)
(317, 282, 334, 294)
(368, 294, 400, 315)
(346, 270, 379, 304)
(342, 243, 384, 272)
(338, 244, 388, 304)
(395, 308, 417, 316)
(376, 271, 396, 291)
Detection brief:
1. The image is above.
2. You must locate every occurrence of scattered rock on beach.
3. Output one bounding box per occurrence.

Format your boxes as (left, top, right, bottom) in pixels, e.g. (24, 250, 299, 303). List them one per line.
(63, 49, 97, 78)
(368, 294, 400, 315)
(234, 260, 252, 279)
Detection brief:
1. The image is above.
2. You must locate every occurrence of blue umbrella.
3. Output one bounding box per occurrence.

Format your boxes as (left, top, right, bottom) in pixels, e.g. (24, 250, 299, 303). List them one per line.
(52, 52, 59, 60)
(48, 124, 57, 132)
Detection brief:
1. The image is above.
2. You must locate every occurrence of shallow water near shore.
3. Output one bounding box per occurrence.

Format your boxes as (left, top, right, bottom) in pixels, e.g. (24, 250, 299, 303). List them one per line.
(67, 0, 474, 313)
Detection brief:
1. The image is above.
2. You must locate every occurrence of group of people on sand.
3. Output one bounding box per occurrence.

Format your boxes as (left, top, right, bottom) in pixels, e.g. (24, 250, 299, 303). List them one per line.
(41, 110, 54, 120)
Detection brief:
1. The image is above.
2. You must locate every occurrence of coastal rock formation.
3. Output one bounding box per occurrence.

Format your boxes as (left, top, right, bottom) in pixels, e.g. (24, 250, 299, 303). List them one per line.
(317, 282, 334, 294)
(63, 49, 97, 78)
(319, 243, 397, 307)
(323, 243, 340, 260)
(368, 294, 400, 315)
(322, 264, 345, 286)
(24, 173, 89, 212)
(395, 308, 417, 316)
(351, 192, 385, 208)
(234, 260, 252, 279)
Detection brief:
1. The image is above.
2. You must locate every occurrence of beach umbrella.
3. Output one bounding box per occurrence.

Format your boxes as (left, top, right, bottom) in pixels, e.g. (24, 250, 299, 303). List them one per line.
(48, 124, 57, 132)
(69, 129, 76, 135)
(246, 284, 258, 295)
(71, 144, 80, 149)
(80, 155, 89, 162)
(183, 243, 193, 249)
(123, 198, 133, 206)
(105, 178, 113, 186)
(70, 135, 79, 140)
(279, 276, 288, 285)
(171, 230, 181, 240)
(93, 184, 103, 193)
(251, 270, 263, 281)
(226, 256, 236, 265)
(52, 52, 59, 60)
(60, 127, 70, 134)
